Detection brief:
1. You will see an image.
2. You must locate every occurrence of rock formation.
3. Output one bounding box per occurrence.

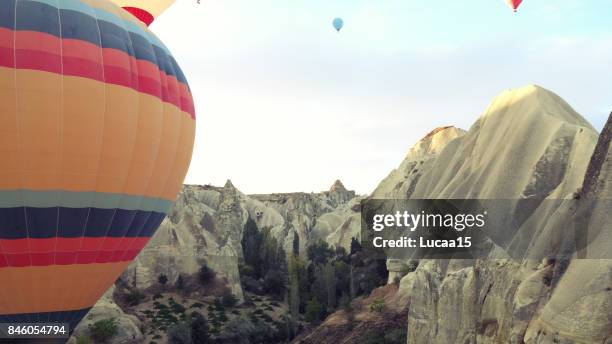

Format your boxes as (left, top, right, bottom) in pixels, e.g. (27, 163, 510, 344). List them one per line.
(378, 85, 609, 344)
(120, 179, 360, 302)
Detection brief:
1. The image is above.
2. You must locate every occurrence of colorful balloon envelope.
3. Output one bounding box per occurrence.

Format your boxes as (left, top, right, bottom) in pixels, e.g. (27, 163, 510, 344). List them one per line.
(0, 0, 195, 332)
(505, 0, 523, 12)
(333, 17, 344, 32)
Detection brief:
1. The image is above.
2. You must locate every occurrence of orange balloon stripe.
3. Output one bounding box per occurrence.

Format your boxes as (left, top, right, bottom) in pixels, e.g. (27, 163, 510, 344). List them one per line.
(0, 28, 195, 119)
(0, 67, 195, 200)
(0, 261, 130, 314)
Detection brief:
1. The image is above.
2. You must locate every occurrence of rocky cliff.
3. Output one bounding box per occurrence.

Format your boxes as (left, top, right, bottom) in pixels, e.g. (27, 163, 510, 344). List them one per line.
(297, 85, 609, 344)
(75, 85, 610, 344)
(382, 85, 610, 344)
(120, 179, 360, 301)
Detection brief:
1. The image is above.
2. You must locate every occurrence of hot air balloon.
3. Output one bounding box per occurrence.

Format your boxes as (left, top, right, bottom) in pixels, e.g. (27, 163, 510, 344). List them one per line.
(333, 17, 344, 32)
(0, 0, 195, 333)
(505, 0, 523, 12)
(112, 0, 177, 26)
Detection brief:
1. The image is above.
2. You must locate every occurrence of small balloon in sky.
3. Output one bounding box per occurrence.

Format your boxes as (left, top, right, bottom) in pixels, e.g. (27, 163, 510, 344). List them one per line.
(505, 0, 523, 12)
(333, 17, 344, 32)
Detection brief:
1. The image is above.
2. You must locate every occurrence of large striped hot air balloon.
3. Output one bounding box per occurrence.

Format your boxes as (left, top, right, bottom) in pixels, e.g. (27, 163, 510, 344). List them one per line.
(0, 0, 195, 333)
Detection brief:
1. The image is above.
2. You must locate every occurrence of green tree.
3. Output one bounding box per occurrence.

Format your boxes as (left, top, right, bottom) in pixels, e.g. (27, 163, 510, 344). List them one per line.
(221, 291, 238, 307)
(288, 255, 304, 332)
(350, 237, 362, 255)
(190, 312, 210, 344)
(263, 269, 287, 298)
(292, 230, 300, 256)
(241, 217, 263, 277)
(305, 298, 322, 323)
(307, 240, 334, 265)
(369, 298, 385, 313)
(198, 263, 216, 285)
(176, 275, 185, 290)
(168, 321, 192, 344)
(88, 318, 117, 343)
(324, 262, 337, 311)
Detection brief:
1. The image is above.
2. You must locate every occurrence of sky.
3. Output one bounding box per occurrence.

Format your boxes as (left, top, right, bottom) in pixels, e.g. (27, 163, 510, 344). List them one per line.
(151, 0, 612, 195)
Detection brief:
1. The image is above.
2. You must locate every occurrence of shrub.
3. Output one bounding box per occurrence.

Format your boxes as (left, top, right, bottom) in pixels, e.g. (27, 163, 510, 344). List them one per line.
(307, 240, 334, 265)
(263, 269, 287, 297)
(305, 298, 322, 323)
(190, 312, 210, 344)
(176, 275, 185, 290)
(384, 328, 407, 344)
(125, 289, 145, 306)
(88, 318, 117, 343)
(221, 292, 239, 308)
(158, 274, 169, 285)
(167, 321, 192, 344)
(400, 261, 418, 275)
(362, 329, 386, 344)
(76, 336, 93, 344)
(369, 299, 385, 313)
(198, 264, 216, 285)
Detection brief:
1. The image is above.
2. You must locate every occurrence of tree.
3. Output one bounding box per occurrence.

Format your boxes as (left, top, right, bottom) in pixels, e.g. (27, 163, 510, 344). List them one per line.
(176, 275, 185, 290)
(88, 318, 117, 343)
(190, 312, 210, 344)
(168, 321, 192, 344)
(241, 217, 263, 277)
(292, 230, 300, 256)
(369, 298, 385, 313)
(288, 256, 304, 332)
(198, 263, 216, 285)
(324, 262, 337, 311)
(158, 274, 168, 286)
(263, 269, 287, 298)
(221, 291, 238, 307)
(305, 298, 322, 323)
(307, 240, 334, 265)
(350, 237, 362, 255)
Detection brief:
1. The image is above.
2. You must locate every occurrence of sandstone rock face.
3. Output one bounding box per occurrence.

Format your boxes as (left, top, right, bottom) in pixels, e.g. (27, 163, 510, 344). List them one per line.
(376, 86, 608, 344)
(371, 126, 466, 200)
(120, 179, 360, 302)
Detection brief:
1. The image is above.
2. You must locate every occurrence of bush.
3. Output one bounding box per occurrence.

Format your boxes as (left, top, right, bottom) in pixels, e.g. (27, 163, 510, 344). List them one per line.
(263, 269, 287, 297)
(369, 299, 385, 313)
(190, 312, 210, 344)
(400, 261, 418, 275)
(305, 298, 322, 323)
(221, 292, 239, 308)
(76, 336, 93, 344)
(167, 321, 192, 344)
(176, 275, 185, 290)
(384, 328, 407, 344)
(89, 318, 118, 343)
(218, 315, 276, 344)
(158, 274, 169, 285)
(125, 289, 145, 306)
(307, 240, 335, 265)
(198, 264, 216, 285)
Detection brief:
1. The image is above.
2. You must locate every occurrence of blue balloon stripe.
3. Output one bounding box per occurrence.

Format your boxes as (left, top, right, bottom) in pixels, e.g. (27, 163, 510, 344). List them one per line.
(0, 207, 167, 239)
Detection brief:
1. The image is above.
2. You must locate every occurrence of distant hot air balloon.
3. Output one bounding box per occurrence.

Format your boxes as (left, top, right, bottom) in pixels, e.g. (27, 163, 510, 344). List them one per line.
(0, 0, 195, 333)
(112, 0, 177, 26)
(333, 17, 344, 32)
(505, 0, 523, 12)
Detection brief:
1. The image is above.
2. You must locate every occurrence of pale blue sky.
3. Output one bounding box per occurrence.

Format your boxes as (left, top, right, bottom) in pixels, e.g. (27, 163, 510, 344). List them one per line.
(152, 0, 611, 194)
